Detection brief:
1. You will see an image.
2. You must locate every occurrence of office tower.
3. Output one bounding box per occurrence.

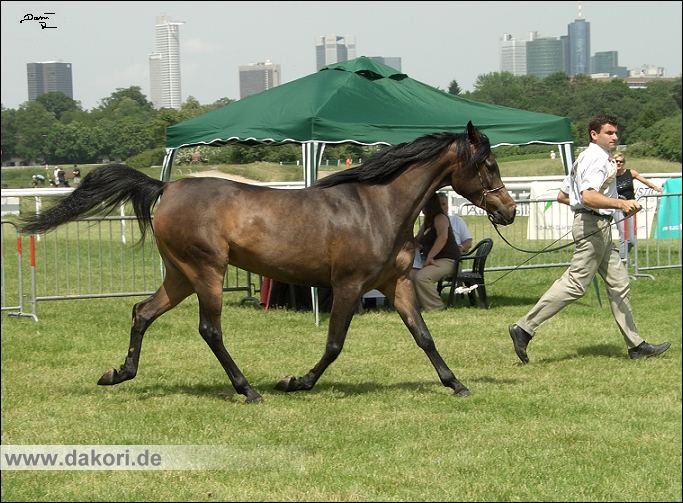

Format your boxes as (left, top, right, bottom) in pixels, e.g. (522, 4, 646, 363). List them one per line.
(567, 17, 590, 76)
(239, 61, 282, 99)
(149, 15, 184, 109)
(368, 57, 402, 71)
(315, 35, 356, 70)
(591, 51, 628, 77)
(500, 33, 527, 76)
(26, 62, 73, 101)
(526, 37, 565, 78)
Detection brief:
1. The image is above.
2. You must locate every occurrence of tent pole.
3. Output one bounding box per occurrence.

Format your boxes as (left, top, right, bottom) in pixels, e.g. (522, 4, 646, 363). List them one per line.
(559, 142, 574, 176)
(302, 142, 326, 326)
(157, 148, 177, 279)
(161, 148, 177, 182)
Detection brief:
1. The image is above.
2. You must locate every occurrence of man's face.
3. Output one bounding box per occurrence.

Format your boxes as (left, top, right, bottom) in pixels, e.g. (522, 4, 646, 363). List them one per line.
(591, 123, 619, 151)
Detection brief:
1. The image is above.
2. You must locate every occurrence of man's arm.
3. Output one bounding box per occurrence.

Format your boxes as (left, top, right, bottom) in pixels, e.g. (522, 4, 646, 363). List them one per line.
(581, 189, 641, 215)
(557, 190, 570, 206)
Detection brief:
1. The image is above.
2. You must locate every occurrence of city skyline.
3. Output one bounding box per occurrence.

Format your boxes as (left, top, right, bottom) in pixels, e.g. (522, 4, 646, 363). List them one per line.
(2, 1, 681, 110)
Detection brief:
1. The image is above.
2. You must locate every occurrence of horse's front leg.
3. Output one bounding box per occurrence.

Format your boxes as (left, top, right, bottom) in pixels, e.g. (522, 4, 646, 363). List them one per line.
(196, 281, 262, 404)
(275, 286, 361, 392)
(389, 277, 470, 397)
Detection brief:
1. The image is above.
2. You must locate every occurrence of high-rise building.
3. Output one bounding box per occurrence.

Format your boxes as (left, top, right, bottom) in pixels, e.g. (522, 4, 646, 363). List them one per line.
(499, 33, 528, 76)
(149, 15, 184, 109)
(315, 35, 356, 70)
(239, 61, 282, 99)
(567, 18, 590, 76)
(591, 51, 628, 77)
(526, 37, 565, 78)
(26, 61, 73, 101)
(368, 56, 402, 72)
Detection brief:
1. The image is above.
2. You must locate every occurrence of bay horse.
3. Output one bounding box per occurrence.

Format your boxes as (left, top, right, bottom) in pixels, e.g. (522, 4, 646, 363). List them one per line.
(21, 122, 516, 403)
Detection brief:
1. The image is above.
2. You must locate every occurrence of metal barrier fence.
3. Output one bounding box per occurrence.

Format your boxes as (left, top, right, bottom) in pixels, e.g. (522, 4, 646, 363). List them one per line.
(1, 214, 258, 320)
(1, 192, 680, 320)
(1, 221, 38, 321)
(455, 192, 681, 277)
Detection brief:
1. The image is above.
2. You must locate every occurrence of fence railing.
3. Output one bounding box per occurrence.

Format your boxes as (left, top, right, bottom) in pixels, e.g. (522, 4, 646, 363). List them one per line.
(2, 191, 680, 319)
(1, 215, 258, 320)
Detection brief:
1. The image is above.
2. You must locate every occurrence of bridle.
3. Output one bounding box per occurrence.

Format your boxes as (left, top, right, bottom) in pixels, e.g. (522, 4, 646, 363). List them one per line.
(475, 160, 505, 211)
(473, 157, 576, 254)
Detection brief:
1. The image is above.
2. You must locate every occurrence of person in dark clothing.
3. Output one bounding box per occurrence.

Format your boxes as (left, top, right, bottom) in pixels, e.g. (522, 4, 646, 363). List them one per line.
(410, 192, 460, 311)
(613, 153, 662, 259)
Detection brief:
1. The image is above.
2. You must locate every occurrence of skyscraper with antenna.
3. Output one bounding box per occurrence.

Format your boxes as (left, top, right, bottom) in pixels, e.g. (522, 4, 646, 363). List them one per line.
(567, 1, 590, 75)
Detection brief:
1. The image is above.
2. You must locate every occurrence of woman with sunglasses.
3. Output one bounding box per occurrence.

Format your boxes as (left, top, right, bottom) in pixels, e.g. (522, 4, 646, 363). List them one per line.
(614, 153, 662, 259)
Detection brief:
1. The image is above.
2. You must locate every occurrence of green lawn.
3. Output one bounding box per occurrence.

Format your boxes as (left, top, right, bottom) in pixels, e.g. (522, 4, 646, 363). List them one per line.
(2, 269, 680, 501)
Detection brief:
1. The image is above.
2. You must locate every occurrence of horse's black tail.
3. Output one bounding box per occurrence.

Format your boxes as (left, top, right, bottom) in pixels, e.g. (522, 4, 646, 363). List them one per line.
(20, 164, 166, 242)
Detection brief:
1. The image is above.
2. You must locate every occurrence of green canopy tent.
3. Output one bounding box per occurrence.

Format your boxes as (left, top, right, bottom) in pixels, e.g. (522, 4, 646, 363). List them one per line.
(162, 57, 575, 322)
(163, 56, 574, 184)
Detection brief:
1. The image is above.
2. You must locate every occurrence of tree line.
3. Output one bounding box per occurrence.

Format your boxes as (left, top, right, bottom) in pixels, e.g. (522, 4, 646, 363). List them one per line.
(1, 72, 680, 168)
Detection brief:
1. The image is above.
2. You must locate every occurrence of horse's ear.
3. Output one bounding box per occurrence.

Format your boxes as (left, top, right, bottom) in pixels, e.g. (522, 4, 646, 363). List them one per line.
(466, 121, 482, 143)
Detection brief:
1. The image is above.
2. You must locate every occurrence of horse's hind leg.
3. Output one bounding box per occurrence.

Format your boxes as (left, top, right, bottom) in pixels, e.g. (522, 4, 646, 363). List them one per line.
(97, 265, 193, 386)
(276, 285, 362, 392)
(194, 274, 262, 404)
(389, 277, 470, 397)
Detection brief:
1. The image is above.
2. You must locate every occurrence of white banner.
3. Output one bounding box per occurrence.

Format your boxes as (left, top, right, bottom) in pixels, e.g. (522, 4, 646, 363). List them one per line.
(527, 180, 664, 240)
(528, 181, 574, 240)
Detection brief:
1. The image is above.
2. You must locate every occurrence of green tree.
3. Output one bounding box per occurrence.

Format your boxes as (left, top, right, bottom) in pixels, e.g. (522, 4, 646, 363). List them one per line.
(35, 92, 81, 120)
(448, 80, 461, 96)
(12, 101, 57, 163)
(97, 86, 153, 113)
(211, 97, 234, 109)
(49, 122, 101, 163)
(1, 106, 18, 161)
(101, 116, 157, 160)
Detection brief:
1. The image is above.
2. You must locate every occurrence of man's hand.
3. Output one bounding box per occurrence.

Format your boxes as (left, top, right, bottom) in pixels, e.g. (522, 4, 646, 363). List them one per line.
(620, 199, 641, 217)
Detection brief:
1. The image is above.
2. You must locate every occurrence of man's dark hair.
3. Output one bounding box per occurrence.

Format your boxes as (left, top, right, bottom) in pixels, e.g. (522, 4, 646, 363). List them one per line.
(588, 114, 618, 143)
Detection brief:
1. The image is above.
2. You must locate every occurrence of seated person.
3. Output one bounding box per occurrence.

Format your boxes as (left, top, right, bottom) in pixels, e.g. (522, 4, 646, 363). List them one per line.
(410, 192, 460, 311)
(32, 174, 46, 187)
(438, 192, 472, 253)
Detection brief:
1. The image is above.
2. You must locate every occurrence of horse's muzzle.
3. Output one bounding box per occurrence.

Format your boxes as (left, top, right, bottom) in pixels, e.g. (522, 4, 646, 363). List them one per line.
(488, 204, 516, 225)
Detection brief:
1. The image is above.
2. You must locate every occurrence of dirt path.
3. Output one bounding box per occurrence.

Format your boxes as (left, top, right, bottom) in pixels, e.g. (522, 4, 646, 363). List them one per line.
(186, 169, 257, 184)
(187, 168, 335, 184)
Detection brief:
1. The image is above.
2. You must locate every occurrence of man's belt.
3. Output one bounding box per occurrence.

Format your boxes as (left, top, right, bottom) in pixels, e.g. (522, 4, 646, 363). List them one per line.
(574, 208, 613, 221)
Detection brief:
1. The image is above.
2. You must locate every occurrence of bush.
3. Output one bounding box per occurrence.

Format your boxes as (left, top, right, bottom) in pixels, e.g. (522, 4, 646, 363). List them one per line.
(126, 147, 166, 169)
(627, 113, 682, 162)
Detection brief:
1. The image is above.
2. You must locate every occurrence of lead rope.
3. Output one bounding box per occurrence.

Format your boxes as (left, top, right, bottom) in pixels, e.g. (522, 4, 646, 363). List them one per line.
(485, 208, 639, 287)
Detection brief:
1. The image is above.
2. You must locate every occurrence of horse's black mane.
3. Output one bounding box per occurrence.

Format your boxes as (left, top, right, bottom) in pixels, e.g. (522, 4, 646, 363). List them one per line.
(314, 131, 489, 188)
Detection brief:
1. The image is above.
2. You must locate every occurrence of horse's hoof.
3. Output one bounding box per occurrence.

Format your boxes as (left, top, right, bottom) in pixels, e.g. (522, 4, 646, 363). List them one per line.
(245, 394, 263, 404)
(274, 376, 296, 392)
(454, 387, 471, 397)
(97, 368, 117, 385)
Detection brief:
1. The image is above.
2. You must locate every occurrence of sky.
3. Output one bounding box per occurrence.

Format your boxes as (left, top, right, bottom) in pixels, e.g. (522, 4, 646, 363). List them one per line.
(2, 1, 681, 111)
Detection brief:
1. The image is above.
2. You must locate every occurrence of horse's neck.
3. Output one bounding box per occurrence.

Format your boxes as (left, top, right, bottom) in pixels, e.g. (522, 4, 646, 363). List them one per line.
(380, 155, 454, 227)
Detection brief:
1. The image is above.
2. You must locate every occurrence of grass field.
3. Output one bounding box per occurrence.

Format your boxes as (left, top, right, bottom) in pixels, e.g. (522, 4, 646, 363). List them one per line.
(2, 268, 680, 501)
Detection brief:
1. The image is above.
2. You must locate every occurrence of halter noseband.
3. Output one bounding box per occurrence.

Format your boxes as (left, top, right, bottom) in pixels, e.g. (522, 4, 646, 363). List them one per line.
(476, 162, 505, 211)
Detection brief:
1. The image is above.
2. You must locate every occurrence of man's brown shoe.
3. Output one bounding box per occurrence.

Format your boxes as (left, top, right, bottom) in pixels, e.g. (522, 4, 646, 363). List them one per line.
(509, 324, 532, 364)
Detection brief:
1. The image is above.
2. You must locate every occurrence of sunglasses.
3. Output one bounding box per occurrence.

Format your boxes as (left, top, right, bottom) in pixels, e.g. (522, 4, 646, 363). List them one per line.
(615, 160, 625, 164)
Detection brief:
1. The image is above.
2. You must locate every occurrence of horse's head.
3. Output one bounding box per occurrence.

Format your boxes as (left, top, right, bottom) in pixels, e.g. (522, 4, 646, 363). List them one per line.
(449, 122, 516, 225)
